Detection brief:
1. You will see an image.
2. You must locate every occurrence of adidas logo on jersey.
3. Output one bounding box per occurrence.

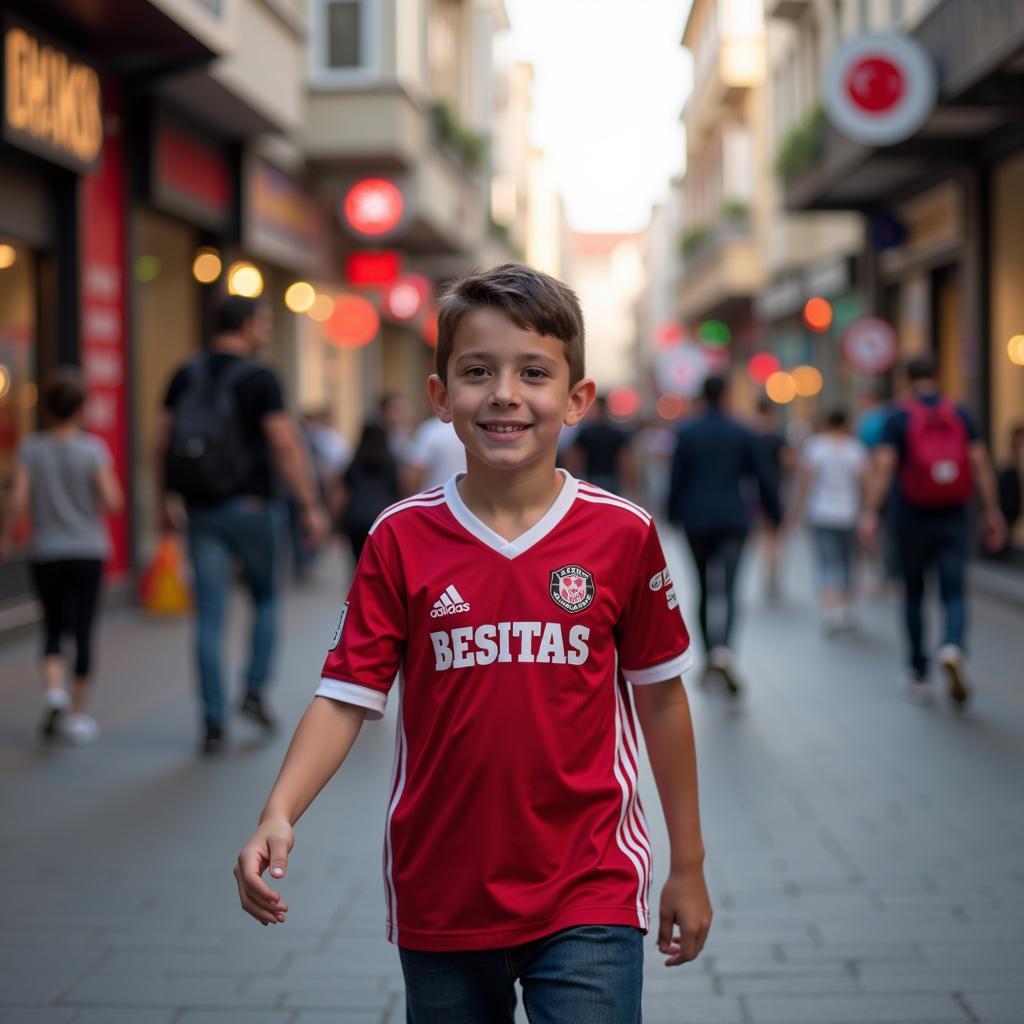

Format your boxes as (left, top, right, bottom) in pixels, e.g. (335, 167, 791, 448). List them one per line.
(430, 585, 471, 618)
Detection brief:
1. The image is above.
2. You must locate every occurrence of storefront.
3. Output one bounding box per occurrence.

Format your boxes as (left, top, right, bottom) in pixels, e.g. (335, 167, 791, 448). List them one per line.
(130, 106, 236, 560)
(0, 13, 131, 620)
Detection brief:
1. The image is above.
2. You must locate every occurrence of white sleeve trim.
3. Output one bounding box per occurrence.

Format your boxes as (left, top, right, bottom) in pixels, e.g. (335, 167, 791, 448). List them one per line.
(315, 678, 387, 720)
(622, 648, 696, 685)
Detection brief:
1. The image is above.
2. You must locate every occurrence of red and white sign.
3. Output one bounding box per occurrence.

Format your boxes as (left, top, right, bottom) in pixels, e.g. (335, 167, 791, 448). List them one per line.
(824, 34, 937, 146)
(842, 317, 898, 374)
(655, 342, 710, 398)
(342, 178, 404, 236)
(80, 78, 129, 578)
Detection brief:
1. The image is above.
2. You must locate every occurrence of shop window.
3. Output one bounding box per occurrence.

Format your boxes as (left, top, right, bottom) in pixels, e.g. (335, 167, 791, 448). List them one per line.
(311, 0, 378, 83)
(0, 240, 39, 562)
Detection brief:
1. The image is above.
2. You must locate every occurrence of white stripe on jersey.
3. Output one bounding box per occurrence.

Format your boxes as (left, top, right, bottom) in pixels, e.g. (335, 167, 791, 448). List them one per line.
(384, 690, 408, 944)
(577, 482, 651, 521)
(577, 491, 651, 526)
(612, 679, 650, 928)
(615, 684, 653, 893)
(369, 495, 447, 535)
(445, 585, 464, 604)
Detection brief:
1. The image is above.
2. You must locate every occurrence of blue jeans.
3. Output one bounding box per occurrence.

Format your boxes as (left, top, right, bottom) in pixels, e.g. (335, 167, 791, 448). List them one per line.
(812, 526, 857, 593)
(897, 507, 968, 676)
(186, 497, 285, 726)
(399, 925, 643, 1024)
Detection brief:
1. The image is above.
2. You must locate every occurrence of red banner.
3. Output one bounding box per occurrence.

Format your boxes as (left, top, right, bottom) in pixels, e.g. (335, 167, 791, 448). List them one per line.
(80, 77, 129, 578)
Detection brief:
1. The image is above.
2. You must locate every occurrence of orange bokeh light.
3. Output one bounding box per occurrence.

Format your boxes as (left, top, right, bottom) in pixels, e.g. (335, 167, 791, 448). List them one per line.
(608, 386, 640, 419)
(323, 294, 380, 348)
(656, 394, 687, 420)
(803, 297, 833, 333)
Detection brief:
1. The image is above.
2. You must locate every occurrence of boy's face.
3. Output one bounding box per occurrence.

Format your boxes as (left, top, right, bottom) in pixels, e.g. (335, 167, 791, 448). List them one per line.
(428, 307, 594, 476)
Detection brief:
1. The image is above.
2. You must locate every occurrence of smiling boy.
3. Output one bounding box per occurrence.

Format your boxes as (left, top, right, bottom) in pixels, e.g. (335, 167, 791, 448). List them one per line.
(234, 264, 712, 1022)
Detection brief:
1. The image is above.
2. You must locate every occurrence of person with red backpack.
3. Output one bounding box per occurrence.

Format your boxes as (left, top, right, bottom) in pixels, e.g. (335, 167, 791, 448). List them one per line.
(859, 354, 1006, 705)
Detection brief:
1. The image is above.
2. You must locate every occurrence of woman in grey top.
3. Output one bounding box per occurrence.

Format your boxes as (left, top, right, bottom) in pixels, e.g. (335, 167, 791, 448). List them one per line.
(1, 368, 123, 744)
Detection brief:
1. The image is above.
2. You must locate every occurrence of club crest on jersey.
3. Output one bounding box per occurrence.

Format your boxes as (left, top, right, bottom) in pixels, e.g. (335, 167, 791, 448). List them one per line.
(549, 565, 595, 613)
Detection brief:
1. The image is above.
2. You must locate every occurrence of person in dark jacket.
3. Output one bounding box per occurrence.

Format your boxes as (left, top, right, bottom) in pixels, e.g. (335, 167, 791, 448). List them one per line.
(338, 421, 402, 562)
(668, 376, 780, 694)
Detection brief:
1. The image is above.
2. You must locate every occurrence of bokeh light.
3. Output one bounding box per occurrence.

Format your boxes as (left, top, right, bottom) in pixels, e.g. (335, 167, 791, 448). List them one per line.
(0, 364, 10, 398)
(227, 261, 264, 298)
(191, 249, 222, 284)
(608, 386, 640, 419)
(803, 297, 833, 332)
(323, 294, 380, 348)
(285, 281, 316, 314)
(747, 352, 781, 384)
(698, 319, 731, 346)
(1008, 335, 1024, 366)
(135, 255, 161, 283)
(343, 178, 404, 236)
(421, 309, 439, 348)
(765, 370, 797, 404)
(656, 322, 685, 348)
(792, 364, 824, 396)
(307, 293, 335, 322)
(656, 394, 687, 420)
(0, 244, 16, 270)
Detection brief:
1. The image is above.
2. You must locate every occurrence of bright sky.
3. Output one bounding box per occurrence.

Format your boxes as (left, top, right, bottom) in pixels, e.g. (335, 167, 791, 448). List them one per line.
(498, 0, 694, 234)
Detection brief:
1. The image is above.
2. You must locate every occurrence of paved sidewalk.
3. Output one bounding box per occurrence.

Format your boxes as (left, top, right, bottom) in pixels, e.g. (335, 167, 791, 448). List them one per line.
(1, 532, 1023, 1024)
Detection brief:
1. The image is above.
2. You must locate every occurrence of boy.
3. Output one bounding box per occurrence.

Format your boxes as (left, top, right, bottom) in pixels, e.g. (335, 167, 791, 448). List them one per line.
(234, 264, 712, 1021)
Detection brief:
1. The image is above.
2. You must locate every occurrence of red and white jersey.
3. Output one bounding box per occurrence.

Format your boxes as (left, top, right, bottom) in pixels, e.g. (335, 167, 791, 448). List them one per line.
(317, 471, 694, 951)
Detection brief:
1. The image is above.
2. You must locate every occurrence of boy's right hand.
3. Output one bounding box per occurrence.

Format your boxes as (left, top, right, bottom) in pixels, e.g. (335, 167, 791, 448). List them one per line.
(233, 816, 294, 926)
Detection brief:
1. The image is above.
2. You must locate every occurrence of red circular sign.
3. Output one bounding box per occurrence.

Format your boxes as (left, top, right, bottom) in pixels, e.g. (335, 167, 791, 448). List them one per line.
(343, 179, 404, 236)
(842, 317, 898, 374)
(846, 57, 905, 113)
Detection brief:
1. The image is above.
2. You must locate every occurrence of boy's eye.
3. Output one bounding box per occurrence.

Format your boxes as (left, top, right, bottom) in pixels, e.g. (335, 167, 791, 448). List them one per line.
(522, 368, 548, 379)
(464, 366, 490, 377)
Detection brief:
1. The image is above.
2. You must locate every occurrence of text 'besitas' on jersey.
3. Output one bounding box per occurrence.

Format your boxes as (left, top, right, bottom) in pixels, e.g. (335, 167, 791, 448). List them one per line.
(317, 471, 694, 952)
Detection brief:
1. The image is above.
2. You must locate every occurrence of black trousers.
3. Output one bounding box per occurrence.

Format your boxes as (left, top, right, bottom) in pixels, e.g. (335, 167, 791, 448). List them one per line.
(686, 530, 746, 652)
(29, 559, 104, 679)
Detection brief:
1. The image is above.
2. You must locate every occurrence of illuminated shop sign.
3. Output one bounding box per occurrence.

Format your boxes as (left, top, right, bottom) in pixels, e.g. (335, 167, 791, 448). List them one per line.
(2, 15, 102, 174)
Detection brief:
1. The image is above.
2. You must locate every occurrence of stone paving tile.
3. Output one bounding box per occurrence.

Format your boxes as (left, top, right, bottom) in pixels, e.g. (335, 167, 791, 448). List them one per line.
(642, 994, 745, 1023)
(245, 976, 394, 1011)
(744, 993, 971, 1022)
(176, 1013, 293, 1024)
(959, 990, 1024, 1019)
(0, 1011, 77, 1024)
(295, 1014, 387, 1024)
(70, 1011, 173, 1023)
(0, 971, 83, 1006)
(717, 971, 860, 995)
(61, 975, 264, 1008)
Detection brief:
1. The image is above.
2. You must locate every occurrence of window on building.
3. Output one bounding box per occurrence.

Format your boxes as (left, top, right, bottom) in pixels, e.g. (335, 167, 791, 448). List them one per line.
(890, 0, 904, 23)
(311, 0, 377, 81)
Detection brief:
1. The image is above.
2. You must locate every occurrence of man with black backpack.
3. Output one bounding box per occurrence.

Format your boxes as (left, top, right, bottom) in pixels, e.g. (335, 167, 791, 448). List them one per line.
(156, 295, 329, 754)
(860, 354, 1006, 707)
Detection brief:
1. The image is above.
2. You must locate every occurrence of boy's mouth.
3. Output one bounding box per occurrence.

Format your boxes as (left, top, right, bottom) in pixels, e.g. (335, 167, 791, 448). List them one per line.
(478, 422, 531, 435)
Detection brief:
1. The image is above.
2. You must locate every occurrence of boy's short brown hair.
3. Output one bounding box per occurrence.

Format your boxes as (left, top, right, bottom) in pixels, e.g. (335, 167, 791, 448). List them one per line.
(435, 263, 585, 386)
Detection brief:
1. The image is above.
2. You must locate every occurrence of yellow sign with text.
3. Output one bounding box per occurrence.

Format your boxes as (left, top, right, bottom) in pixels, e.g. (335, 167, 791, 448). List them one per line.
(3, 19, 102, 173)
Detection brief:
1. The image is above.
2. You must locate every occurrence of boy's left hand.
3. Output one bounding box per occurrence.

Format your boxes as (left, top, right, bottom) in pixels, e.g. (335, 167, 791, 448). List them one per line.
(657, 866, 713, 966)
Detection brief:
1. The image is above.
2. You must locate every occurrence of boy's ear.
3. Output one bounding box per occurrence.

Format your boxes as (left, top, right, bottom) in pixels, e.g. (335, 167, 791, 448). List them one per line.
(427, 374, 453, 423)
(565, 378, 596, 427)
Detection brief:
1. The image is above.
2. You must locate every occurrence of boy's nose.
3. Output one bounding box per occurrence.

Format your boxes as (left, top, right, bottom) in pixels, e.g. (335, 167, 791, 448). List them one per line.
(488, 373, 521, 405)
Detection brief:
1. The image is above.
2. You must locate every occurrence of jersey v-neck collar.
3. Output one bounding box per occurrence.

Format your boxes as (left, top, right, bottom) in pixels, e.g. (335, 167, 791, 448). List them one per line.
(443, 469, 579, 560)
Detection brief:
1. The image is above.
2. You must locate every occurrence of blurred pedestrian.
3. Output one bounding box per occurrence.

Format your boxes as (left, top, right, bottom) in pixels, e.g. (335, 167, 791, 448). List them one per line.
(751, 397, 793, 602)
(155, 294, 329, 755)
(404, 414, 466, 493)
(0, 368, 123, 745)
(856, 383, 901, 590)
(377, 391, 414, 466)
(995, 423, 1023, 556)
(567, 393, 634, 495)
(859, 354, 1006, 705)
(787, 409, 868, 634)
(633, 414, 677, 516)
(290, 409, 351, 580)
(337, 421, 401, 563)
(668, 376, 780, 694)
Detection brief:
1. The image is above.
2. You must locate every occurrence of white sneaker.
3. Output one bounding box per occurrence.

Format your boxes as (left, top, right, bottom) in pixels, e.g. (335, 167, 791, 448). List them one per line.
(709, 646, 742, 696)
(900, 674, 933, 703)
(40, 689, 70, 739)
(62, 714, 100, 746)
(938, 645, 970, 708)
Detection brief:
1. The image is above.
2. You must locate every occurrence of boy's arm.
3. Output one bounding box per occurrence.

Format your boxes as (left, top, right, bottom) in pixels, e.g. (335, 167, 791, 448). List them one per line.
(632, 677, 713, 966)
(234, 697, 368, 925)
